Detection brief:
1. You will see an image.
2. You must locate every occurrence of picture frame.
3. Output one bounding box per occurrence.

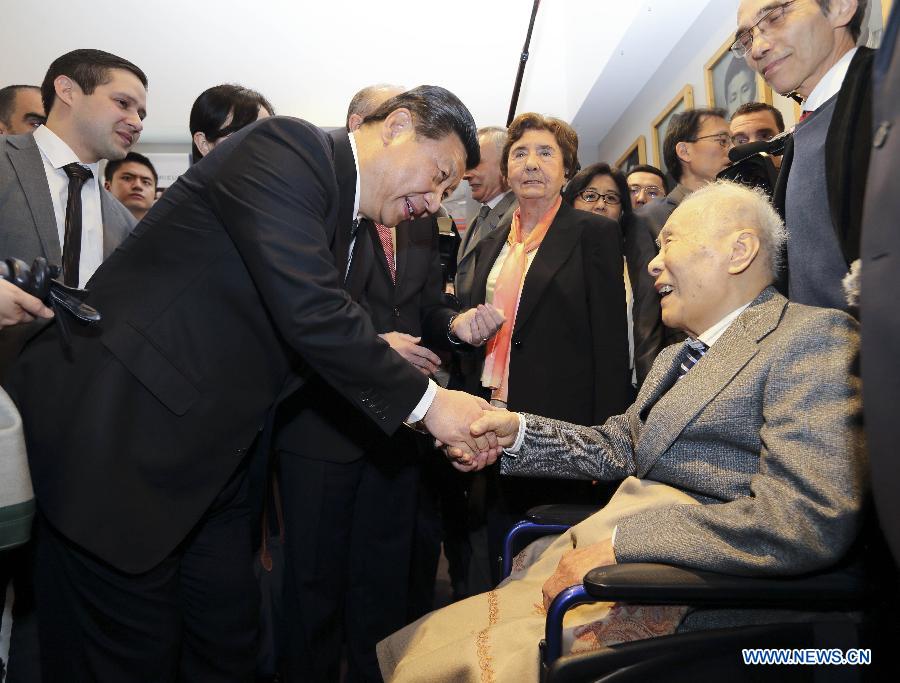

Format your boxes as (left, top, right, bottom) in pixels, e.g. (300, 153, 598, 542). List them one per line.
(652, 85, 694, 172)
(704, 36, 773, 120)
(615, 136, 647, 173)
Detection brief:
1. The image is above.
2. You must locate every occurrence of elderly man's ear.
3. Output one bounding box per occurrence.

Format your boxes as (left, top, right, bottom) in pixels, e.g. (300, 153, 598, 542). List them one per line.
(728, 229, 761, 274)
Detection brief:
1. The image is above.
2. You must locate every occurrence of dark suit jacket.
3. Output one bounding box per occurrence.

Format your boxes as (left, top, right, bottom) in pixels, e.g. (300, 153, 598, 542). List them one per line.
(774, 47, 875, 272)
(276, 214, 460, 463)
(621, 212, 664, 385)
(632, 184, 688, 242)
(455, 192, 517, 308)
(0, 132, 136, 376)
(467, 202, 632, 426)
(5, 117, 428, 573)
(861, 10, 900, 566)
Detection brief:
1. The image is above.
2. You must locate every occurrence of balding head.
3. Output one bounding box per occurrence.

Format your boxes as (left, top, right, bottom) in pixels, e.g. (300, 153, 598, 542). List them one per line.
(346, 84, 405, 131)
(648, 181, 785, 337)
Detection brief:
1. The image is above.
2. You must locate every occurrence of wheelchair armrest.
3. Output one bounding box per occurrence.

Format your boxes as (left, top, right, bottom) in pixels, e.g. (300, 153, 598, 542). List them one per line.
(526, 504, 597, 527)
(583, 562, 866, 610)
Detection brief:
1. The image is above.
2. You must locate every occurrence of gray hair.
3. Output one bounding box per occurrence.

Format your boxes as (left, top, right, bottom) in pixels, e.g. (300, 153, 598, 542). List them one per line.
(345, 84, 404, 130)
(677, 180, 787, 280)
(477, 125, 507, 156)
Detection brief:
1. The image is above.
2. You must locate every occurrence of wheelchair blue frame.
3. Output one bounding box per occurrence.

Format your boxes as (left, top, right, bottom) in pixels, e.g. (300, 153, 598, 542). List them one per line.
(501, 520, 572, 578)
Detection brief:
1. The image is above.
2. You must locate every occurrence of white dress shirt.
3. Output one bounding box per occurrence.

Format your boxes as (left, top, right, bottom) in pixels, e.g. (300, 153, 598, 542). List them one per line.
(32, 125, 104, 288)
(803, 47, 858, 113)
(347, 131, 436, 421)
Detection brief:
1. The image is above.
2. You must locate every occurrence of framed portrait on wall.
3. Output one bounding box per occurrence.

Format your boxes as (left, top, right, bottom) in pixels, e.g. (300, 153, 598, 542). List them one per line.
(705, 36, 773, 119)
(615, 136, 647, 173)
(652, 85, 694, 173)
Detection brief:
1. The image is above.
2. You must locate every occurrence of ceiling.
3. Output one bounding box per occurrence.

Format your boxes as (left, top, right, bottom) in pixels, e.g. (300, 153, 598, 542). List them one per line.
(0, 0, 719, 149)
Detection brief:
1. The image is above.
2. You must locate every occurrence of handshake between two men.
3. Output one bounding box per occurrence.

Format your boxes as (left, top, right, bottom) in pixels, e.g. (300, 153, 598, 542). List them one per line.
(385, 299, 517, 470)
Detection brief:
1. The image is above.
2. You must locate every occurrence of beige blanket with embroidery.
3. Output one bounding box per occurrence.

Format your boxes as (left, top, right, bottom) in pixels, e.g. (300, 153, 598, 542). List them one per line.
(378, 476, 699, 682)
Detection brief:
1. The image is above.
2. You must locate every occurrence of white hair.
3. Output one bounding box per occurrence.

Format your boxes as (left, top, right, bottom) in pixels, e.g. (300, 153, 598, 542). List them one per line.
(477, 126, 508, 156)
(676, 180, 787, 280)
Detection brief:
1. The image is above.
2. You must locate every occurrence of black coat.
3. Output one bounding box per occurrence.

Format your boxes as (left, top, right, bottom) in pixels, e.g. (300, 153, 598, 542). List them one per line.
(5, 118, 428, 573)
(468, 201, 632, 426)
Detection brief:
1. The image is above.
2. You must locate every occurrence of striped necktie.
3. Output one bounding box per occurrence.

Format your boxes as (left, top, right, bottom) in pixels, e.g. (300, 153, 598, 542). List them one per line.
(678, 338, 708, 379)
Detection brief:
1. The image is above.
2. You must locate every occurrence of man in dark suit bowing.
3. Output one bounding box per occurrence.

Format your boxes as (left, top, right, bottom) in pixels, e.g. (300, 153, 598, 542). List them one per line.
(5, 85, 497, 683)
(276, 85, 504, 681)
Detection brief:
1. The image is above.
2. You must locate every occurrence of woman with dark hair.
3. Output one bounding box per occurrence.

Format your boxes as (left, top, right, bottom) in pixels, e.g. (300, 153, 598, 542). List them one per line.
(563, 163, 664, 388)
(563, 161, 631, 223)
(464, 114, 632, 587)
(189, 84, 274, 163)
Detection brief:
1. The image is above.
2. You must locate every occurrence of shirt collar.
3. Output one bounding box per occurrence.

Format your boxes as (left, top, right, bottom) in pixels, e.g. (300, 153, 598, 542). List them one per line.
(803, 47, 857, 113)
(697, 302, 751, 347)
(484, 191, 507, 210)
(348, 130, 361, 221)
(32, 124, 100, 176)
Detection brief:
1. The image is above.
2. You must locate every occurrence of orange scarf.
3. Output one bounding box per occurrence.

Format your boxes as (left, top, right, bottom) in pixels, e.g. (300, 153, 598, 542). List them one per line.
(481, 196, 561, 402)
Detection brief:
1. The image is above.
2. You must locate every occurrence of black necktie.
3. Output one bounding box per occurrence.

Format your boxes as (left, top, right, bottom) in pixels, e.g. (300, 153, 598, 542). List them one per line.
(62, 163, 94, 287)
(678, 339, 708, 379)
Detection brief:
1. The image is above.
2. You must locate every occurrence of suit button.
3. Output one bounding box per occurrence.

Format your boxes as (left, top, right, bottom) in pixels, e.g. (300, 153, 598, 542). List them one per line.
(512, 339, 522, 349)
(874, 121, 892, 148)
(393, 307, 401, 317)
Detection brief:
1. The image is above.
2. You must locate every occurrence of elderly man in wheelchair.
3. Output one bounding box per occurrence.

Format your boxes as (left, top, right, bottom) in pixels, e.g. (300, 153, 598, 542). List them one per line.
(378, 181, 875, 682)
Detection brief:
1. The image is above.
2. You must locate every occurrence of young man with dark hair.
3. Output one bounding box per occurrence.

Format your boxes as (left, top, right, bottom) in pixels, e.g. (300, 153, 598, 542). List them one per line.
(730, 101, 787, 168)
(0, 85, 45, 135)
(626, 163, 668, 208)
(104, 151, 158, 221)
(736, 0, 873, 312)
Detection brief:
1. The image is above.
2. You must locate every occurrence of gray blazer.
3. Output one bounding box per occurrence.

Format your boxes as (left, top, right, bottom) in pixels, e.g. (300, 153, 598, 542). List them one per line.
(502, 287, 865, 577)
(0, 132, 136, 374)
(455, 191, 517, 308)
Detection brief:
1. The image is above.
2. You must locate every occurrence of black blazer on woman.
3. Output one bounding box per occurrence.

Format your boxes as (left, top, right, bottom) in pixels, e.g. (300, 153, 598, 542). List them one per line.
(468, 201, 632, 426)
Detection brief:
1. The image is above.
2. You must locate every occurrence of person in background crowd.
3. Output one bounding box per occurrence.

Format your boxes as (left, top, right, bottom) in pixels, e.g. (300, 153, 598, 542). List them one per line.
(0, 85, 45, 135)
(635, 108, 732, 241)
(104, 151, 157, 221)
(626, 163, 668, 208)
(189, 83, 274, 163)
(563, 162, 663, 386)
(729, 101, 786, 168)
(455, 126, 518, 306)
(461, 113, 632, 589)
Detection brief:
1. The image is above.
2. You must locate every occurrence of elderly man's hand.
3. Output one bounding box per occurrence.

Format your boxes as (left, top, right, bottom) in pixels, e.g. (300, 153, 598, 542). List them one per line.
(0, 279, 53, 330)
(424, 387, 501, 465)
(470, 408, 521, 449)
(379, 331, 441, 376)
(450, 304, 505, 346)
(542, 537, 616, 610)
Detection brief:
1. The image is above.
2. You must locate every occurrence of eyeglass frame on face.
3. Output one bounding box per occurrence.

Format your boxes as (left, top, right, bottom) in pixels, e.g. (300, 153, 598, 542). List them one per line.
(577, 188, 621, 205)
(686, 132, 734, 149)
(731, 0, 798, 58)
(629, 184, 664, 201)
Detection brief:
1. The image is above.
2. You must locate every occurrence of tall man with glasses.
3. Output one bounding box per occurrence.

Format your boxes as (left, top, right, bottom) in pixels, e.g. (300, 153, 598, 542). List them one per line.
(634, 107, 732, 242)
(735, 0, 873, 313)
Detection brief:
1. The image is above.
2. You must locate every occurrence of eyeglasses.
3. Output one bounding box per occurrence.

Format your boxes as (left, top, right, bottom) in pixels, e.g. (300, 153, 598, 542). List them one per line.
(687, 132, 733, 149)
(629, 185, 664, 200)
(577, 189, 621, 205)
(731, 0, 797, 58)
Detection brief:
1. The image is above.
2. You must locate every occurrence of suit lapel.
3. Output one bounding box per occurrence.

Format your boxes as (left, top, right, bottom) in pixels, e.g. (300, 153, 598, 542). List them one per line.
(328, 129, 357, 274)
(513, 203, 581, 335)
(7, 137, 61, 262)
(635, 288, 786, 476)
(459, 191, 516, 265)
(100, 188, 130, 259)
